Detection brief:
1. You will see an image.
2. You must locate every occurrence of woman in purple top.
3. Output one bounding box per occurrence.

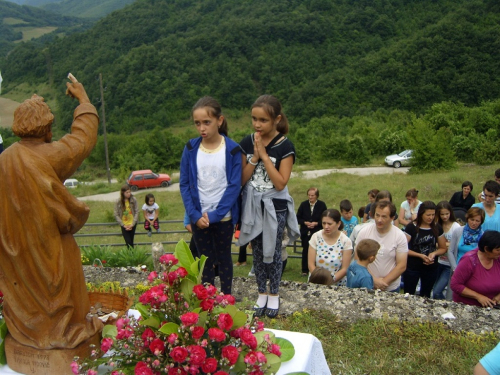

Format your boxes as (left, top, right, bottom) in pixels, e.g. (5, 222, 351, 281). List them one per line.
(450, 230, 500, 307)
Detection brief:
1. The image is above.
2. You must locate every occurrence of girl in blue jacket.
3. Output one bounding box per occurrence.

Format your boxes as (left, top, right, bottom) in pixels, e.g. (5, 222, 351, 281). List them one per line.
(180, 97, 242, 294)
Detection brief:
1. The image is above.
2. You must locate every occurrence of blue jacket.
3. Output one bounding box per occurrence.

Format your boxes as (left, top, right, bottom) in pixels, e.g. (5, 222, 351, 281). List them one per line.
(180, 135, 242, 225)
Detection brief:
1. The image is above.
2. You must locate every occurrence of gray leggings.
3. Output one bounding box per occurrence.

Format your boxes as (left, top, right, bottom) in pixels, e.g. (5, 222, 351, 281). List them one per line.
(251, 210, 287, 294)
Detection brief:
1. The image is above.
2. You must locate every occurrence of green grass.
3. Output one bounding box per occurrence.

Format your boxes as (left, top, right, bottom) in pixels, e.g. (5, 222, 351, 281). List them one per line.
(13, 26, 58, 42)
(267, 309, 498, 375)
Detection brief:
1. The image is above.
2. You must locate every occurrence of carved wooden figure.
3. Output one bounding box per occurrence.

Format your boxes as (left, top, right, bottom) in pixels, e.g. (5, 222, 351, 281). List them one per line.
(0, 75, 103, 374)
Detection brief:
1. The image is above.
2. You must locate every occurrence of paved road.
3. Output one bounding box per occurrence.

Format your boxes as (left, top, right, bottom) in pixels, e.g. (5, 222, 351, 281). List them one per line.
(79, 167, 408, 202)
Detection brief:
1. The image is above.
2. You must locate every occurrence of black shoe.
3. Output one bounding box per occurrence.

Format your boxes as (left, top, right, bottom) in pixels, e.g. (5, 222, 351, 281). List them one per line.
(265, 299, 280, 318)
(253, 305, 267, 317)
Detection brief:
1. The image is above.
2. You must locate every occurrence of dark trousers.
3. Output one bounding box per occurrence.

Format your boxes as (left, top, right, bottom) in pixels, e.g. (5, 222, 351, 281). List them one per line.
(121, 224, 137, 248)
(192, 221, 234, 295)
(238, 244, 249, 263)
(144, 219, 159, 231)
(300, 233, 312, 273)
(403, 264, 438, 298)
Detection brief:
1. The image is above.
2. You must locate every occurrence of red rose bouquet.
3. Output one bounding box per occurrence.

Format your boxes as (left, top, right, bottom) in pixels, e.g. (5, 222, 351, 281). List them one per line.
(72, 241, 294, 375)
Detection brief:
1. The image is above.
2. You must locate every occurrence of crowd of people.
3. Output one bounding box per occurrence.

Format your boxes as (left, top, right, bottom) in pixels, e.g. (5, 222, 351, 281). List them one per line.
(111, 93, 500, 319)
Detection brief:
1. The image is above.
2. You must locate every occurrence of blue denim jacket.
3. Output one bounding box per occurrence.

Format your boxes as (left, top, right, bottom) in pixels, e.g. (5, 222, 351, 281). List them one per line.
(180, 135, 242, 225)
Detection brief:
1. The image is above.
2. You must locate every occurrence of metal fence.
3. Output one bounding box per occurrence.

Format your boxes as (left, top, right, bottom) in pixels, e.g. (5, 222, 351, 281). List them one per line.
(75, 220, 302, 258)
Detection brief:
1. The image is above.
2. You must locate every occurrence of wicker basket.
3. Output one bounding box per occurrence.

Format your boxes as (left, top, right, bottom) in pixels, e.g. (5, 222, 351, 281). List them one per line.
(88, 291, 133, 324)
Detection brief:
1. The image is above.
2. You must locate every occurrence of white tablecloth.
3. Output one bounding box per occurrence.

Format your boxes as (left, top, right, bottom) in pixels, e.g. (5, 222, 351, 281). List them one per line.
(1, 315, 331, 375)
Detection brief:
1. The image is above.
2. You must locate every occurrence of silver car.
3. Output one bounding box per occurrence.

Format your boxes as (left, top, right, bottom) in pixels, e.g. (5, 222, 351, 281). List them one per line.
(385, 150, 413, 168)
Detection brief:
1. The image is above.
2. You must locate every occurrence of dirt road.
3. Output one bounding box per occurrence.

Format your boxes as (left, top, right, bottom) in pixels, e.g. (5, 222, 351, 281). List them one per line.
(79, 166, 408, 202)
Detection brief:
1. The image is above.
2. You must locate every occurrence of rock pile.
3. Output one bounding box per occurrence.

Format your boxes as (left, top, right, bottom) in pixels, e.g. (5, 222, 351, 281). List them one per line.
(84, 266, 500, 335)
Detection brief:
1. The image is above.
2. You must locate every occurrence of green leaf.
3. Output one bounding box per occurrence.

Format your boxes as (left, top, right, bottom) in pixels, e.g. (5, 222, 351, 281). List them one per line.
(159, 322, 180, 335)
(254, 330, 274, 347)
(190, 259, 200, 277)
(197, 255, 207, 284)
(102, 324, 118, 339)
(197, 311, 208, 327)
(175, 240, 195, 272)
(180, 278, 196, 302)
(275, 337, 295, 362)
(0, 319, 7, 339)
(231, 311, 248, 329)
(283, 372, 309, 375)
(265, 353, 282, 374)
(232, 351, 247, 372)
(140, 316, 160, 329)
(0, 338, 5, 366)
(134, 302, 150, 318)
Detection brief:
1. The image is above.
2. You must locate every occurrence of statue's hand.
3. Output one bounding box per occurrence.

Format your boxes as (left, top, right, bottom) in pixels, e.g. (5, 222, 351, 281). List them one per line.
(66, 73, 91, 104)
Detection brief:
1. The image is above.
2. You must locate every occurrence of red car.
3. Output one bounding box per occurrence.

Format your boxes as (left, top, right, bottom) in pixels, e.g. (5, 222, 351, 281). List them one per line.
(127, 170, 171, 191)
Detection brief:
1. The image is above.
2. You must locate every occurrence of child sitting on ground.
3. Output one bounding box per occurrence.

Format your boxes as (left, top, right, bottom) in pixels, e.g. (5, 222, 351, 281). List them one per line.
(340, 199, 358, 238)
(347, 239, 379, 289)
(309, 267, 334, 286)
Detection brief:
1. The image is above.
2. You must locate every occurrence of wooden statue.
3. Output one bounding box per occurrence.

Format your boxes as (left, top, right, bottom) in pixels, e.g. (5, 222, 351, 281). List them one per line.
(0, 74, 102, 374)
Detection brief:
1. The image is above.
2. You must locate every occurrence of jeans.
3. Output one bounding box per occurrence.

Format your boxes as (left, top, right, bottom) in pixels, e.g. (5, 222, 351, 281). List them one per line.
(121, 224, 137, 248)
(432, 263, 451, 300)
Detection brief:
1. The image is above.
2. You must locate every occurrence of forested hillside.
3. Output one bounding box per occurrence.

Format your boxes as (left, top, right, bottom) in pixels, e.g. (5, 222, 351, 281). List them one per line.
(1, 0, 500, 172)
(41, 0, 136, 19)
(0, 0, 90, 56)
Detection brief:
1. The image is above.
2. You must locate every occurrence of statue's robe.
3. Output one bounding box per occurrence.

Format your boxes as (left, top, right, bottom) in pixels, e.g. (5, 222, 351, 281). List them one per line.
(0, 103, 102, 349)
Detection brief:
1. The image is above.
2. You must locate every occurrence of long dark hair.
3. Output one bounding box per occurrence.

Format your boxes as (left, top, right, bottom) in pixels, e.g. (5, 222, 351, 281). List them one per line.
(415, 200, 438, 238)
(192, 96, 228, 136)
(252, 95, 289, 134)
(321, 209, 344, 231)
(436, 201, 456, 226)
(120, 184, 131, 210)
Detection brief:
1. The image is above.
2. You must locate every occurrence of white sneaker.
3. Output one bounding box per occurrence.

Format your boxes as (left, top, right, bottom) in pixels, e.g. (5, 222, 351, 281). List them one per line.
(248, 271, 255, 277)
(147, 231, 152, 237)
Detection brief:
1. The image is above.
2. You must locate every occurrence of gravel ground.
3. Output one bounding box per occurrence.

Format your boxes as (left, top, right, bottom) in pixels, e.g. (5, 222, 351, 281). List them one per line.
(84, 266, 500, 335)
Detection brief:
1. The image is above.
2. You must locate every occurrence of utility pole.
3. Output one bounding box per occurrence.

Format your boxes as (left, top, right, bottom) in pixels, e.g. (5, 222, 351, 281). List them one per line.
(99, 73, 112, 183)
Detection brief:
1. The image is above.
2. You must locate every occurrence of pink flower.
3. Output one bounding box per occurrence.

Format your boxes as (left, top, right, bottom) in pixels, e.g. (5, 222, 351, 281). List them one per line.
(230, 327, 243, 339)
(192, 285, 209, 300)
(168, 333, 179, 345)
(115, 318, 129, 330)
(216, 313, 233, 331)
(256, 351, 267, 363)
(87, 370, 98, 375)
(268, 343, 281, 356)
(116, 327, 133, 340)
(222, 295, 235, 305)
(256, 321, 265, 332)
(176, 267, 188, 278)
(249, 370, 264, 375)
(200, 299, 215, 311)
(188, 366, 200, 375)
(207, 328, 226, 342)
(191, 326, 205, 340)
(142, 328, 156, 344)
(206, 285, 217, 297)
(159, 254, 178, 265)
(149, 338, 165, 356)
(180, 312, 199, 327)
(214, 372, 229, 375)
(168, 368, 187, 375)
(201, 358, 218, 373)
(101, 337, 113, 353)
(167, 271, 180, 285)
(170, 347, 189, 363)
(139, 285, 168, 308)
(240, 329, 257, 349)
(221, 346, 239, 365)
(134, 361, 154, 375)
(148, 271, 158, 282)
(188, 345, 207, 366)
(70, 361, 79, 375)
(244, 351, 258, 365)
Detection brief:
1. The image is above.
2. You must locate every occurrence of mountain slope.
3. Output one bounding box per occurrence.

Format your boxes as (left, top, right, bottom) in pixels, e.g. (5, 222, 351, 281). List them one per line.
(41, 0, 136, 19)
(1, 0, 499, 133)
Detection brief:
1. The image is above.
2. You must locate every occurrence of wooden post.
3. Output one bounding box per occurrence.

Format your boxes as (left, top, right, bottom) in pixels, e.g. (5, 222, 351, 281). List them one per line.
(99, 73, 112, 184)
